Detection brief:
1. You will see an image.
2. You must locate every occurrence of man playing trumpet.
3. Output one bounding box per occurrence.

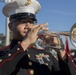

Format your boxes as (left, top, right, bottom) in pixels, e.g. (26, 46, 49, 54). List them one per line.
(0, 0, 76, 75)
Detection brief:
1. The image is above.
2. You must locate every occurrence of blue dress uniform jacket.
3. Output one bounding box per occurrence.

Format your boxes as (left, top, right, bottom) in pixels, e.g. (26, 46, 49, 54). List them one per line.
(0, 40, 76, 75)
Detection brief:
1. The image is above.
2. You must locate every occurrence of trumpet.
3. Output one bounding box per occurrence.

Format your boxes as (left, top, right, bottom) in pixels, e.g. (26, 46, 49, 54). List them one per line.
(35, 23, 76, 49)
(35, 30, 69, 50)
(38, 30, 70, 36)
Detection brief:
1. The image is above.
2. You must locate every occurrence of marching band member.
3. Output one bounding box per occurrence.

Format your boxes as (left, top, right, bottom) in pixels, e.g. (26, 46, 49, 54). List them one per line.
(0, 0, 76, 75)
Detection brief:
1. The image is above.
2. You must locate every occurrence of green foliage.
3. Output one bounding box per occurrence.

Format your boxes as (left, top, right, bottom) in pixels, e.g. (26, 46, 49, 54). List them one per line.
(0, 33, 6, 48)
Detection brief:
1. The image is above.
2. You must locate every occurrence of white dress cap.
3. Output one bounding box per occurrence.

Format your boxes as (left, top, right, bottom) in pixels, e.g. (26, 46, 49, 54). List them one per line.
(2, 0, 41, 17)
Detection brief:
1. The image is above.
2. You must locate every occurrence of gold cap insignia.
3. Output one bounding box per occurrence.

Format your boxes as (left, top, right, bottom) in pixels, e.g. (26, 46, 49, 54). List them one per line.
(25, 0, 31, 6)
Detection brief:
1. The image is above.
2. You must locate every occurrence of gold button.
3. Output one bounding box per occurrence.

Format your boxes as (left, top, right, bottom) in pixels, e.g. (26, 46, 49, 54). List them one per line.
(0, 59, 2, 62)
(17, 48, 20, 51)
(28, 54, 30, 58)
(30, 69, 34, 75)
(29, 62, 32, 66)
(8, 53, 11, 56)
(45, 63, 48, 66)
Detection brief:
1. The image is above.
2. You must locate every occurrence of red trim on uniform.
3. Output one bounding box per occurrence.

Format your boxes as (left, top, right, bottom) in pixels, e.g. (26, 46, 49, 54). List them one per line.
(0, 45, 9, 50)
(0, 50, 24, 67)
(28, 69, 30, 75)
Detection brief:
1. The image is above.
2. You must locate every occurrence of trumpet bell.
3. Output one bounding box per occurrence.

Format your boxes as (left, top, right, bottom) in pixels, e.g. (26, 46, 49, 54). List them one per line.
(70, 23, 76, 48)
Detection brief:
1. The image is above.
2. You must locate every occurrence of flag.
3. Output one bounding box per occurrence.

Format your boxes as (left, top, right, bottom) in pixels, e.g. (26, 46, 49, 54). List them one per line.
(65, 36, 72, 59)
(65, 36, 76, 68)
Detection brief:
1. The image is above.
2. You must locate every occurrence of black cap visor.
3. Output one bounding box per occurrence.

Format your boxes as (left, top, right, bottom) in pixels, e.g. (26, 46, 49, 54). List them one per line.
(10, 13, 37, 23)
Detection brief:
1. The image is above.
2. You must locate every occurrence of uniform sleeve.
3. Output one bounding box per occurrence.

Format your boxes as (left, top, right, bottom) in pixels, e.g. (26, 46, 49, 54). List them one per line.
(58, 55, 76, 75)
(0, 44, 27, 75)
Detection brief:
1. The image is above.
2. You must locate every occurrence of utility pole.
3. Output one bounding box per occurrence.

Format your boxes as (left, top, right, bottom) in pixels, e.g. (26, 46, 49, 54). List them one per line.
(0, 0, 12, 45)
(6, 17, 10, 45)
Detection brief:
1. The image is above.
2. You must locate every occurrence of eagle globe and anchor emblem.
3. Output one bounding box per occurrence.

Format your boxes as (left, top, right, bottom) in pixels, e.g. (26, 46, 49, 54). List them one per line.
(25, 0, 31, 6)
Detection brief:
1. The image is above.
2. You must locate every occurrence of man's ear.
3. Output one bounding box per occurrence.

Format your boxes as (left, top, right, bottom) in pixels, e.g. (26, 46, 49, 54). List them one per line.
(8, 23, 13, 31)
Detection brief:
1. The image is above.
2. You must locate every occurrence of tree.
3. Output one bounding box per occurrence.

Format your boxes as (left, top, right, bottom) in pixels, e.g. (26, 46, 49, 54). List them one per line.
(0, 33, 6, 48)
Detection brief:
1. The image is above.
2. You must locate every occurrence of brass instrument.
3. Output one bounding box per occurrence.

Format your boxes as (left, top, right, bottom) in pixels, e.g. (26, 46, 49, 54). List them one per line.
(35, 23, 76, 49)
(70, 23, 76, 48)
(35, 30, 69, 50)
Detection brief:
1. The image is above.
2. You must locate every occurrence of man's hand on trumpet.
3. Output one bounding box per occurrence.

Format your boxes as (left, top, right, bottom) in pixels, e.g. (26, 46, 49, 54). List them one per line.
(49, 35, 66, 60)
(38, 33, 66, 60)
